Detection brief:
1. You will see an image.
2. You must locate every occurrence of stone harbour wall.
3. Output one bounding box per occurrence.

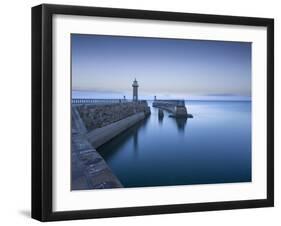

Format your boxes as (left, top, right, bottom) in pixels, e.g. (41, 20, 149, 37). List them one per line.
(71, 101, 151, 189)
(76, 101, 150, 131)
(71, 107, 123, 190)
(87, 112, 146, 148)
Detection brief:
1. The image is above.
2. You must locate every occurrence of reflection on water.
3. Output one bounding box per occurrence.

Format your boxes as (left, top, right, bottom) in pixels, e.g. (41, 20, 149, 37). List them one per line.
(174, 117, 187, 133)
(98, 115, 149, 162)
(158, 113, 163, 125)
(97, 101, 252, 188)
(133, 129, 138, 154)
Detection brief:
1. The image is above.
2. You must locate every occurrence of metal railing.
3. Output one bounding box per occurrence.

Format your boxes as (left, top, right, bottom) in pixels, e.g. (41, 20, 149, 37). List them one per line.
(72, 98, 127, 104)
(72, 98, 147, 105)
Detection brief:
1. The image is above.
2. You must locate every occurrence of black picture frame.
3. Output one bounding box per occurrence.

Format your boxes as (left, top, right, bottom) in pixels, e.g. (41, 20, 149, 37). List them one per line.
(32, 3, 274, 222)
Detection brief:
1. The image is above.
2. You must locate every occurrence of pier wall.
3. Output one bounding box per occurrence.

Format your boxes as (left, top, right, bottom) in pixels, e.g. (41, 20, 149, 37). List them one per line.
(152, 100, 192, 118)
(87, 112, 145, 148)
(76, 101, 150, 131)
(71, 107, 123, 190)
(71, 101, 150, 189)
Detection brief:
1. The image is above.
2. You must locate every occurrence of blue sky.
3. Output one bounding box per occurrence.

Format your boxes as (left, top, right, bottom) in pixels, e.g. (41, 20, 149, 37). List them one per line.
(72, 34, 251, 100)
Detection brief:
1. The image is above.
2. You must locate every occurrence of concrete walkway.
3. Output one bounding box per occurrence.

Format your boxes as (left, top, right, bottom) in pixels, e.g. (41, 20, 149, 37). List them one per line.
(87, 112, 145, 148)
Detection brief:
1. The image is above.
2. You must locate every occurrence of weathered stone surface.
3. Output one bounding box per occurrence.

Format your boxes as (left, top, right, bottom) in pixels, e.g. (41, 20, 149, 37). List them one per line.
(175, 106, 188, 117)
(71, 107, 123, 190)
(87, 112, 146, 148)
(76, 101, 150, 131)
(71, 101, 151, 190)
(71, 137, 123, 190)
(152, 100, 192, 118)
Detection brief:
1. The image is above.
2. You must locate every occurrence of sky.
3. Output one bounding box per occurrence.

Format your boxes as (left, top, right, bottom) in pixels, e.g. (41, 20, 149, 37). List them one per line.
(71, 34, 251, 101)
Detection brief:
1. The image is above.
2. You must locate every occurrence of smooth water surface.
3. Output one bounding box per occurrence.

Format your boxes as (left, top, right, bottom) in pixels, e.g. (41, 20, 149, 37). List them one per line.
(97, 101, 252, 188)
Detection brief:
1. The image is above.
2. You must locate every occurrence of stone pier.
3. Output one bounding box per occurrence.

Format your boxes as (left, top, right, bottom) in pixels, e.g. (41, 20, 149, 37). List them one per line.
(71, 107, 123, 190)
(152, 99, 192, 118)
(71, 99, 151, 190)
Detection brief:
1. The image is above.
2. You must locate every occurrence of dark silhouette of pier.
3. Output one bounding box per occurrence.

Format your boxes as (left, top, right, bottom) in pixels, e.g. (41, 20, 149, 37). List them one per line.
(152, 99, 192, 118)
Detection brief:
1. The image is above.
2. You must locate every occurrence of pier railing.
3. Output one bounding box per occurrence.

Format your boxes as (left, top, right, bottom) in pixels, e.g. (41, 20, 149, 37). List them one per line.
(72, 98, 147, 105)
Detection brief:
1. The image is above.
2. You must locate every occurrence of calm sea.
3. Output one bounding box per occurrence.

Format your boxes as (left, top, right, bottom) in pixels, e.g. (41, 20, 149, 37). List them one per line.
(97, 100, 252, 188)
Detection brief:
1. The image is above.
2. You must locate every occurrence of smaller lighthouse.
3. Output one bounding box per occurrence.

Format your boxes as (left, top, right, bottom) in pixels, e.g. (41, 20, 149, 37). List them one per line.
(132, 78, 139, 102)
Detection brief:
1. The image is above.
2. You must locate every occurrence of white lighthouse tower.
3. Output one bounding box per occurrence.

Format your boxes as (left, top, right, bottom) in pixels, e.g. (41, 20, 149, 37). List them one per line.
(132, 78, 139, 102)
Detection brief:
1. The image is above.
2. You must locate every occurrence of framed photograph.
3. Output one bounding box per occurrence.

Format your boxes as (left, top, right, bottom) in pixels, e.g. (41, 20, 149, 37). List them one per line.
(32, 4, 274, 221)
